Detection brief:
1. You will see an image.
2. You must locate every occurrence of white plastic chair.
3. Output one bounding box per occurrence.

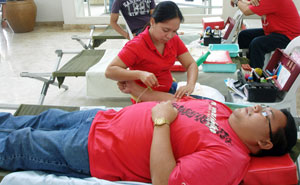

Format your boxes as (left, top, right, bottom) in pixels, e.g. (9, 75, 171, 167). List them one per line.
(284, 36, 300, 55)
(262, 34, 300, 69)
(229, 36, 300, 117)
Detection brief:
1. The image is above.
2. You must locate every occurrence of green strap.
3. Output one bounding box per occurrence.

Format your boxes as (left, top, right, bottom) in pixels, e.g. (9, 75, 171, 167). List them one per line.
(52, 49, 105, 87)
(92, 25, 126, 48)
(14, 104, 79, 116)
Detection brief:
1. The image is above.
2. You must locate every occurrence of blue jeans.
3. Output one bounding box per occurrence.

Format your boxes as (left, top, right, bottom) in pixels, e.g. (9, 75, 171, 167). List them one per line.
(109, 0, 114, 13)
(238, 28, 290, 68)
(0, 108, 100, 178)
(168, 82, 178, 94)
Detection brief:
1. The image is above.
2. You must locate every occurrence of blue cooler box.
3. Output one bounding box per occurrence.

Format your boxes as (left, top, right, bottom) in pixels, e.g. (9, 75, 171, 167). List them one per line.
(209, 43, 239, 57)
(202, 63, 236, 73)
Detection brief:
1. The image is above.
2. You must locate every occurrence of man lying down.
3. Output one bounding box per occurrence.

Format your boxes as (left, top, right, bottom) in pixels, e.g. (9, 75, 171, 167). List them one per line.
(0, 81, 297, 185)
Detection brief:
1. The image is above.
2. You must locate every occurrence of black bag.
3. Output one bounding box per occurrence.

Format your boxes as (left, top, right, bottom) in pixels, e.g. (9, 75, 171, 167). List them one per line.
(234, 70, 279, 102)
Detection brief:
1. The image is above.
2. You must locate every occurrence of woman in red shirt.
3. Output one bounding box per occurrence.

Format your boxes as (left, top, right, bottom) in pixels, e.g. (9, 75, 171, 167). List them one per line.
(105, 1, 198, 101)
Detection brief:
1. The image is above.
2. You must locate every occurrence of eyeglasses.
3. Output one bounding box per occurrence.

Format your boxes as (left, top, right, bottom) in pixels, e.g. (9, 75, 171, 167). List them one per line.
(261, 106, 273, 142)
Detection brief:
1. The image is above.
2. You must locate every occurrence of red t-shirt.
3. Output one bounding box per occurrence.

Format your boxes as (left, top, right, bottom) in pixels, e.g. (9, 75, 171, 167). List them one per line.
(118, 27, 188, 92)
(88, 99, 250, 185)
(249, 0, 300, 40)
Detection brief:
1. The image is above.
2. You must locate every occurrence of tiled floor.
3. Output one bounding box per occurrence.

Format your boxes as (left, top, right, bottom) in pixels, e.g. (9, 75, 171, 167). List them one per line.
(0, 24, 299, 116)
(0, 24, 132, 112)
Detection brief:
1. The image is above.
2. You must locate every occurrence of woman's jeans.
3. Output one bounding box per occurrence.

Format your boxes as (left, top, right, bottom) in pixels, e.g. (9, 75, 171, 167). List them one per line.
(0, 108, 100, 178)
(238, 28, 290, 68)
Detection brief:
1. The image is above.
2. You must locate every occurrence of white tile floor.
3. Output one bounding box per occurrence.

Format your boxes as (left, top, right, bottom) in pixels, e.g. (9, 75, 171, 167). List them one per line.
(0, 25, 133, 112)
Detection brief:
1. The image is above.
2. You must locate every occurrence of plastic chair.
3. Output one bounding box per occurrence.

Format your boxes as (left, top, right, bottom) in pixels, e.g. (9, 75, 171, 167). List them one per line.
(262, 33, 300, 69)
(228, 36, 300, 117)
(256, 36, 300, 116)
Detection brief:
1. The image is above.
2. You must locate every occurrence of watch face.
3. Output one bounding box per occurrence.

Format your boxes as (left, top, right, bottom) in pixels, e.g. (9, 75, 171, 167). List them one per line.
(154, 118, 168, 126)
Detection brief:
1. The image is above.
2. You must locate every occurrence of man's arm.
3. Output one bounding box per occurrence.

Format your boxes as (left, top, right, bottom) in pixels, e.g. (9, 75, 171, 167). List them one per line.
(232, 0, 255, 16)
(110, 13, 130, 40)
(150, 101, 177, 185)
(118, 81, 177, 102)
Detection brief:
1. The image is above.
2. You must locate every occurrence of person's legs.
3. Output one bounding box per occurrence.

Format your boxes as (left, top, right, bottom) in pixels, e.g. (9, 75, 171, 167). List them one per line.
(109, 0, 114, 13)
(0, 108, 96, 130)
(238, 28, 265, 50)
(249, 33, 290, 68)
(0, 108, 100, 178)
(168, 82, 178, 94)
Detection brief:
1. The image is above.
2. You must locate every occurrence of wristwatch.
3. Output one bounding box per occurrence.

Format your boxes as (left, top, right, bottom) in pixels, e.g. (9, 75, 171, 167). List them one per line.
(234, 0, 239, 7)
(154, 118, 170, 126)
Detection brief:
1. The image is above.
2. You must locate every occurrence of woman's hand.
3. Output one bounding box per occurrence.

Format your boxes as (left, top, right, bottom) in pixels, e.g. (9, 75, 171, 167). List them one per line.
(139, 71, 159, 88)
(174, 84, 195, 99)
(152, 101, 178, 125)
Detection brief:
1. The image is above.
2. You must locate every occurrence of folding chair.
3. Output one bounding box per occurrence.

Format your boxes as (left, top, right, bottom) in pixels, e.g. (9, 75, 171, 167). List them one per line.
(20, 49, 106, 105)
(72, 25, 126, 50)
(72, 9, 135, 50)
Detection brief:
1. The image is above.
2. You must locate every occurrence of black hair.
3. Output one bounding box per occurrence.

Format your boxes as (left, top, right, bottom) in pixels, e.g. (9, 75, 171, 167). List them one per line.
(254, 109, 298, 156)
(151, 1, 184, 23)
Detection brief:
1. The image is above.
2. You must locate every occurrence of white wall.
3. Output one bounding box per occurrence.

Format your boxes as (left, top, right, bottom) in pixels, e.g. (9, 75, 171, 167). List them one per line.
(62, 0, 111, 25)
(61, 0, 220, 25)
(34, 0, 300, 24)
(222, 0, 300, 19)
(74, 0, 85, 17)
(35, 0, 63, 22)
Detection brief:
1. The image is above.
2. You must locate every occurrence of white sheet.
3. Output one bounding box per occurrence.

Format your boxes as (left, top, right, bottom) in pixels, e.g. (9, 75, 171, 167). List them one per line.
(86, 49, 130, 98)
(0, 171, 151, 185)
(177, 82, 225, 102)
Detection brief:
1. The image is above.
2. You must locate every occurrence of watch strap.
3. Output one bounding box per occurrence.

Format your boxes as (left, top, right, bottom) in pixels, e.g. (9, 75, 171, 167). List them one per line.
(154, 118, 170, 126)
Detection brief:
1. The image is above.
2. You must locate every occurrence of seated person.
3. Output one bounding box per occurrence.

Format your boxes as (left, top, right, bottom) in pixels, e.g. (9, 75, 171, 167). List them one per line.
(110, 0, 155, 40)
(0, 90, 297, 185)
(231, 0, 300, 68)
(106, 1, 198, 100)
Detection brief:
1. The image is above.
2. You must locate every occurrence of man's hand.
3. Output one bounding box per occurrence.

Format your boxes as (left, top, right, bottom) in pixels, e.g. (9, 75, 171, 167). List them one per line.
(117, 80, 141, 94)
(117, 81, 131, 94)
(152, 101, 178, 125)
